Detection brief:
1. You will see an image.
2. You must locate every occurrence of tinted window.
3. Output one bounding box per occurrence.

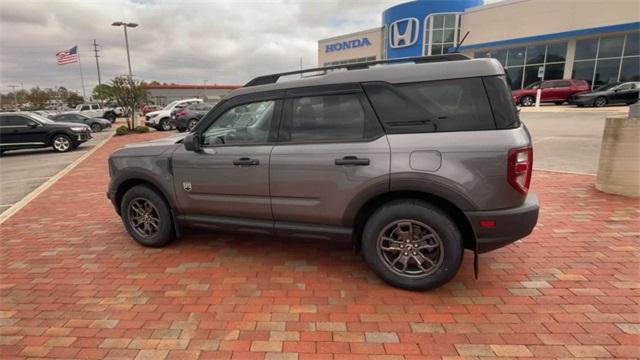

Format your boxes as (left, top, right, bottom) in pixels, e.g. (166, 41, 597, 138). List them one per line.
(624, 33, 639, 56)
(620, 57, 640, 82)
(507, 47, 526, 66)
(554, 81, 571, 88)
(546, 42, 567, 62)
(203, 100, 275, 146)
(0, 116, 9, 126)
(526, 45, 546, 64)
(594, 58, 622, 87)
(91, 104, 100, 110)
(284, 94, 371, 142)
(482, 76, 520, 129)
(364, 77, 495, 133)
(572, 60, 595, 81)
(598, 36, 624, 58)
(1, 115, 30, 126)
(575, 39, 598, 60)
(80, 105, 90, 111)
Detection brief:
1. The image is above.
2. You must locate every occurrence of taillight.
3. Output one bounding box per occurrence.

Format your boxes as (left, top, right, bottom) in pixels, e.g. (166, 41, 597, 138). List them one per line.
(178, 111, 187, 116)
(508, 146, 533, 194)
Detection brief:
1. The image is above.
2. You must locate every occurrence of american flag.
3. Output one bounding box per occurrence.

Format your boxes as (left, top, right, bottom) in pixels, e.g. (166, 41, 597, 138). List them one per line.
(56, 45, 79, 65)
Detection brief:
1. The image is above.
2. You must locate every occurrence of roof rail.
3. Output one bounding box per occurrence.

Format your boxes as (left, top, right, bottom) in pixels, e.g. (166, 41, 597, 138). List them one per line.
(244, 53, 470, 87)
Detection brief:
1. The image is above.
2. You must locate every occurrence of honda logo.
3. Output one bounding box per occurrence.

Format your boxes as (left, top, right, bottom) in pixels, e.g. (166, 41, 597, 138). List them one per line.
(389, 18, 419, 48)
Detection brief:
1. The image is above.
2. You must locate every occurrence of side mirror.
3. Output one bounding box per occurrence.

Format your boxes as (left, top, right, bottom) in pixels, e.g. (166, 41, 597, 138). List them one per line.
(184, 133, 201, 152)
(27, 121, 38, 128)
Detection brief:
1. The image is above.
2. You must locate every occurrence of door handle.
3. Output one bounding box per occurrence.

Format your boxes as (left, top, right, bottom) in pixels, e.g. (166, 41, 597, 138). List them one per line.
(335, 156, 370, 166)
(233, 157, 260, 166)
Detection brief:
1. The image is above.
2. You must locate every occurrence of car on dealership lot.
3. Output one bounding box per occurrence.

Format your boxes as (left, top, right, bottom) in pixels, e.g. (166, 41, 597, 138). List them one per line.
(50, 113, 112, 133)
(512, 79, 590, 106)
(71, 103, 120, 122)
(0, 112, 91, 154)
(568, 81, 640, 107)
(171, 102, 217, 132)
(142, 104, 162, 114)
(144, 98, 203, 131)
(107, 54, 538, 291)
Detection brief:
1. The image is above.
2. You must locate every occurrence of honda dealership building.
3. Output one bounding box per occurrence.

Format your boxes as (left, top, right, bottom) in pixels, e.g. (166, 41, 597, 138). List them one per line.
(317, 0, 639, 90)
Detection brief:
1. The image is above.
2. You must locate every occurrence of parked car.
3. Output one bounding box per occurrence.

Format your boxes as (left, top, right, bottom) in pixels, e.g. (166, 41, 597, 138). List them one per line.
(50, 113, 112, 133)
(0, 112, 91, 154)
(171, 102, 217, 132)
(107, 55, 539, 291)
(70, 103, 120, 122)
(142, 104, 162, 114)
(512, 79, 590, 106)
(568, 82, 640, 107)
(144, 98, 203, 131)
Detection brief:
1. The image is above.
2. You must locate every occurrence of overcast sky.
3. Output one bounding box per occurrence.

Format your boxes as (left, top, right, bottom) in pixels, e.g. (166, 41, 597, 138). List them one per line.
(0, 0, 501, 95)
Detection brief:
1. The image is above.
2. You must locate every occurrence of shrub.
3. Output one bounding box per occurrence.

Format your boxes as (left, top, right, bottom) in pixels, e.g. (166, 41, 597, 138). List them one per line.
(115, 126, 129, 136)
(134, 126, 150, 133)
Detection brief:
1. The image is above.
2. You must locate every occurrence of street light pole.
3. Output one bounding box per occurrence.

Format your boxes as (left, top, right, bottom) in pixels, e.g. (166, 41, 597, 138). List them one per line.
(112, 21, 139, 125)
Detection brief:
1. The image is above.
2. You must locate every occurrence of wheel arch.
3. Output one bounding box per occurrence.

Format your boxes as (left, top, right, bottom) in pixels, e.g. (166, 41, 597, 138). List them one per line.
(350, 190, 476, 252)
(47, 131, 72, 146)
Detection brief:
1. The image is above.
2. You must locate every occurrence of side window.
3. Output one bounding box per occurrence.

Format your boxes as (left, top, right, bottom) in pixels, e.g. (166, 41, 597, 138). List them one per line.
(0, 116, 8, 127)
(617, 83, 633, 91)
(80, 105, 90, 111)
(364, 78, 495, 133)
(483, 76, 520, 129)
(541, 81, 556, 89)
(202, 100, 276, 146)
(555, 80, 571, 88)
(5, 116, 30, 126)
(282, 93, 379, 142)
(91, 104, 100, 110)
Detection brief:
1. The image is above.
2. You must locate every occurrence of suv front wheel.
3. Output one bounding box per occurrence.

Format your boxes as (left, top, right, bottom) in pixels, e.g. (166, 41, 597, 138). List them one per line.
(121, 184, 174, 247)
(361, 200, 463, 291)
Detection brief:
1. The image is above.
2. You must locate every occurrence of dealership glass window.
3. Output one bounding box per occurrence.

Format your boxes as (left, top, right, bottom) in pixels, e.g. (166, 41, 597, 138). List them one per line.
(424, 13, 461, 55)
(620, 57, 640, 81)
(598, 36, 624, 58)
(506, 67, 523, 90)
(507, 47, 526, 66)
(546, 42, 567, 62)
(593, 58, 622, 87)
(570, 32, 640, 88)
(526, 45, 546, 64)
(575, 38, 598, 60)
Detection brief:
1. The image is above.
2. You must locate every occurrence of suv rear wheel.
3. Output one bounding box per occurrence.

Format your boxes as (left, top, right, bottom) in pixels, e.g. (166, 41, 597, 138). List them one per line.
(361, 200, 463, 291)
(121, 184, 174, 247)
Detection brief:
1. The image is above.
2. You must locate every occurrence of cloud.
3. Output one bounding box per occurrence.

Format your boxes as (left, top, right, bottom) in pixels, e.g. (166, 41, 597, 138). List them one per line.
(0, 0, 399, 94)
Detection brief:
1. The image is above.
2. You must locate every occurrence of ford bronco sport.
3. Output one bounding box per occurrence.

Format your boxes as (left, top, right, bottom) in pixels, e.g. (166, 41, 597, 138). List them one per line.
(107, 54, 539, 290)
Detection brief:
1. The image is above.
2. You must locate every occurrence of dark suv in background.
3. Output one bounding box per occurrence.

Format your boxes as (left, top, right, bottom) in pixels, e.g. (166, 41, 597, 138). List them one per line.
(107, 55, 539, 291)
(512, 79, 590, 106)
(0, 112, 91, 154)
(171, 102, 217, 132)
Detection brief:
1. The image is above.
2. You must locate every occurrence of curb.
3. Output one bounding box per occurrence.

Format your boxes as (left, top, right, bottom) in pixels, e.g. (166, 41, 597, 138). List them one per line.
(0, 132, 115, 225)
(534, 168, 596, 176)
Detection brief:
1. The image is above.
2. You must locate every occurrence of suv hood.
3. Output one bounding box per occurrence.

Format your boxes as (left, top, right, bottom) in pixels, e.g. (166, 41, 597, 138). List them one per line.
(146, 110, 168, 117)
(124, 133, 186, 148)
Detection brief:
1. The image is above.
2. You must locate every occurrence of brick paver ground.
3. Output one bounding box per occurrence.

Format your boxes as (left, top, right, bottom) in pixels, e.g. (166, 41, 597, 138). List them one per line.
(1, 132, 638, 359)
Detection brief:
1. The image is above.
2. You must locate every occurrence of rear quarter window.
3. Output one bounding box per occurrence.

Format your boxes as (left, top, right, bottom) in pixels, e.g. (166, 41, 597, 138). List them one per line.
(363, 77, 496, 133)
(482, 76, 520, 129)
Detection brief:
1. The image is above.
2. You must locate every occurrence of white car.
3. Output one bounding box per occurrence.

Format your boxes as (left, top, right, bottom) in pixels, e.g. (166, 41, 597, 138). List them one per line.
(144, 98, 203, 131)
(72, 103, 120, 123)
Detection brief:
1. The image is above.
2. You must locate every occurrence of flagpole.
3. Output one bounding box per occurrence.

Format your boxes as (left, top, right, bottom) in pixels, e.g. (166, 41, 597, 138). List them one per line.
(76, 45, 87, 99)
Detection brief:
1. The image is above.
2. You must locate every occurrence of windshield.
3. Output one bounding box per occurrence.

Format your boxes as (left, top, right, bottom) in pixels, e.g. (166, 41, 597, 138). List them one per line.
(594, 83, 620, 91)
(162, 101, 178, 111)
(29, 113, 54, 124)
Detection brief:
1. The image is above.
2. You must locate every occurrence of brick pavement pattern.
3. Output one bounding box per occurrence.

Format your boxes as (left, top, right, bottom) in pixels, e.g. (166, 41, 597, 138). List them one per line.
(1, 132, 639, 359)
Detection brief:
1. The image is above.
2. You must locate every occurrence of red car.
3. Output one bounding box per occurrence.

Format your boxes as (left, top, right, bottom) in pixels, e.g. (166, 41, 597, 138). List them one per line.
(141, 104, 162, 114)
(512, 79, 590, 106)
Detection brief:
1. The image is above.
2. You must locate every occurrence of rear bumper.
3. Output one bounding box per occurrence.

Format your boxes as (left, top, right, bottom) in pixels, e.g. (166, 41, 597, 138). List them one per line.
(465, 194, 539, 253)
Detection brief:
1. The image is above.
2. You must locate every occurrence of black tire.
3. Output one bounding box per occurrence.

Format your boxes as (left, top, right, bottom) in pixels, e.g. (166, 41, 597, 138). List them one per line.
(159, 118, 172, 131)
(187, 119, 199, 131)
(51, 134, 73, 152)
(593, 96, 607, 107)
(577, 104, 585, 107)
(361, 200, 463, 291)
(554, 101, 564, 105)
(120, 184, 174, 247)
(176, 127, 186, 133)
(105, 112, 117, 123)
(520, 96, 535, 107)
(90, 123, 102, 133)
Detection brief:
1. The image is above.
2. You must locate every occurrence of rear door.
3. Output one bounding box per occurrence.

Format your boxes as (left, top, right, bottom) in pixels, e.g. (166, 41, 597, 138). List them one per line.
(269, 84, 390, 232)
(0, 115, 47, 146)
(610, 83, 639, 103)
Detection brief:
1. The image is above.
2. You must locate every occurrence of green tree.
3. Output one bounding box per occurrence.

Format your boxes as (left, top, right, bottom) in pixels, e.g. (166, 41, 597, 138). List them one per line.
(92, 83, 114, 103)
(65, 92, 84, 108)
(108, 76, 149, 129)
(26, 87, 50, 110)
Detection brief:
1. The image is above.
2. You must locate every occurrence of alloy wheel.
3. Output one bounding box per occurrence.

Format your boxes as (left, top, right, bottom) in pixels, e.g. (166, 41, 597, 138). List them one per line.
(187, 119, 198, 131)
(53, 136, 71, 152)
(521, 97, 534, 106)
(128, 198, 160, 238)
(377, 219, 444, 278)
(594, 97, 607, 107)
(161, 119, 171, 131)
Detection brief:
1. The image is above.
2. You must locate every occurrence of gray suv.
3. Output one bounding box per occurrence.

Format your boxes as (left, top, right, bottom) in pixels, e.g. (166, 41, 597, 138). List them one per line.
(107, 55, 539, 290)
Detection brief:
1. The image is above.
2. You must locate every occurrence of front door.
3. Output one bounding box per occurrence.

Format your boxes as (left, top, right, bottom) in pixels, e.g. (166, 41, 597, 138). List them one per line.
(270, 87, 390, 230)
(0, 114, 48, 146)
(172, 97, 282, 222)
(610, 83, 639, 104)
